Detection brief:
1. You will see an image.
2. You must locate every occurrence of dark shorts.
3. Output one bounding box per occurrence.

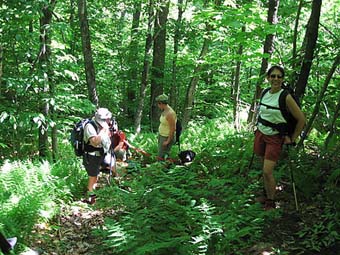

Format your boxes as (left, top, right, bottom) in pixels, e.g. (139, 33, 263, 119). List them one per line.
(83, 154, 105, 177)
(254, 130, 284, 162)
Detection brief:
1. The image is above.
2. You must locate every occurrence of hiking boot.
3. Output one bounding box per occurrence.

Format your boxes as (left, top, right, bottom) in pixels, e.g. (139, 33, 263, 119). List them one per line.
(264, 199, 276, 211)
(88, 194, 96, 205)
(83, 194, 96, 205)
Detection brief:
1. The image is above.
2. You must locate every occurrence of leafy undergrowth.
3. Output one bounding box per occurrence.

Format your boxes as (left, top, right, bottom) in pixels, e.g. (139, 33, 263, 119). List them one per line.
(21, 144, 339, 255)
(1, 119, 339, 254)
(21, 149, 340, 254)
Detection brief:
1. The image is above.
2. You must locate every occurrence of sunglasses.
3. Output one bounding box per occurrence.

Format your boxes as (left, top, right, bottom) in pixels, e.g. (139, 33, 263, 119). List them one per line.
(270, 74, 283, 79)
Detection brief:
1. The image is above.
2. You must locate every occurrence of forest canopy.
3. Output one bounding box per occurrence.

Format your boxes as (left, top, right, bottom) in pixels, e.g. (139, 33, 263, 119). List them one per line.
(0, 0, 338, 159)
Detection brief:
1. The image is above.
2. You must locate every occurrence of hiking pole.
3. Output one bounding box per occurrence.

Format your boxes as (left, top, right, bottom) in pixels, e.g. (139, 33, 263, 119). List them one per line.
(248, 152, 255, 170)
(286, 144, 299, 211)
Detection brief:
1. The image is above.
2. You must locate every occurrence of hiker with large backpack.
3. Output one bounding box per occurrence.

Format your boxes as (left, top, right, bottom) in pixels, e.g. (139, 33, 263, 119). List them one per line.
(82, 108, 112, 204)
(253, 65, 305, 210)
(156, 94, 177, 159)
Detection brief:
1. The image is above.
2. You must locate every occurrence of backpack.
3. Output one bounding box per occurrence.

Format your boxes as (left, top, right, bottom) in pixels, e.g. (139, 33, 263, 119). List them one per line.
(178, 150, 196, 164)
(258, 84, 299, 136)
(175, 120, 182, 145)
(70, 118, 102, 156)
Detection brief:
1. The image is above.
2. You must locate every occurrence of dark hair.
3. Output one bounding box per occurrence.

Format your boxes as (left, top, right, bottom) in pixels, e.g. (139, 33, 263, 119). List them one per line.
(267, 65, 285, 77)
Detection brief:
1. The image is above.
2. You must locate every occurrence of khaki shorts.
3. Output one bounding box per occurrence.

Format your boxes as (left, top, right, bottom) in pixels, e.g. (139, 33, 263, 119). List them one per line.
(158, 135, 175, 158)
(254, 130, 284, 162)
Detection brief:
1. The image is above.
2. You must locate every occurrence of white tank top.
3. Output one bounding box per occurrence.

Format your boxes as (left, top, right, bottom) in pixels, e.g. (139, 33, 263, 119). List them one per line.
(258, 89, 286, 135)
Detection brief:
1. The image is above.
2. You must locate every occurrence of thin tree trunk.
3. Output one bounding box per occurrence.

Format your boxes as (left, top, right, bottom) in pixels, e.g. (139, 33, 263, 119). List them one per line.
(182, 29, 211, 128)
(247, 0, 280, 125)
(324, 98, 340, 149)
(169, 0, 184, 112)
(150, 0, 169, 131)
(233, 26, 245, 132)
(78, 0, 98, 106)
(38, 0, 56, 158)
(51, 79, 57, 162)
(69, 0, 77, 55)
(28, 21, 34, 65)
(291, 0, 304, 80)
(127, 0, 141, 121)
(182, 0, 222, 128)
(0, 45, 2, 96)
(298, 53, 339, 146)
(295, 0, 322, 102)
(134, 0, 154, 134)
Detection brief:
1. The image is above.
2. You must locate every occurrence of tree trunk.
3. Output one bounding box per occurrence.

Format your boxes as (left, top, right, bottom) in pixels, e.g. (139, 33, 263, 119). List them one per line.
(247, 0, 280, 125)
(0, 45, 2, 95)
(28, 21, 34, 65)
(233, 26, 245, 132)
(169, 0, 184, 112)
(127, 0, 142, 121)
(78, 0, 98, 106)
(298, 53, 339, 146)
(324, 97, 340, 149)
(134, 0, 154, 134)
(38, 0, 56, 158)
(290, 0, 304, 85)
(294, 0, 322, 102)
(150, 0, 169, 131)
(69, 0, 77, 55)
(182, 28, 211, 129)
(51, 80, 58, 162)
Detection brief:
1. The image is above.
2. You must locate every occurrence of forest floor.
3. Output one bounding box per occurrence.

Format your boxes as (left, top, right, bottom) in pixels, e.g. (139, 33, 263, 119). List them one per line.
(22, 162, 338, 255)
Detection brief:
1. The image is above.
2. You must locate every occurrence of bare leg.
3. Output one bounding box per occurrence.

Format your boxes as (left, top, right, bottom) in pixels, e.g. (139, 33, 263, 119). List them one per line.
(263, 159, 277, 200)
(88, 176, 98, 192)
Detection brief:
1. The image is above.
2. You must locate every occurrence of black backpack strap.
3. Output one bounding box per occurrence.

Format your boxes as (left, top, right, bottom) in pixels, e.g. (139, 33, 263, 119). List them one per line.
(259, 87, 271, 102)
(258, 116, 278, 130)
(258, 116, 289, 136)
(88, 119, 98, 132)
(84, 119, 104, 155)
(259, 102, 281, 110)
(83, 119, 97, 145)
(278, 89, 290, 121)
(258, 88, 292, 136)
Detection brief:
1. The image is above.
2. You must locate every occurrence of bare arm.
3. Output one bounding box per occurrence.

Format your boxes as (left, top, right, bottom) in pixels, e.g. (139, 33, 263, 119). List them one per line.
(89, 128, 110, 147)
(286, 94, 306, 143)
(165, 112, 176, 144)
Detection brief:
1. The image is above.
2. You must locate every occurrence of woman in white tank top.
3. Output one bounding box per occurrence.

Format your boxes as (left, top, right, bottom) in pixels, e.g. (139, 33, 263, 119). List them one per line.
(254, 65, 305, 210)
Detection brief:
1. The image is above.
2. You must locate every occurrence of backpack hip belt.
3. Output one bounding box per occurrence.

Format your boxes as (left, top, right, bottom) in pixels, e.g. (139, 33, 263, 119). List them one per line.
(85, 150, 104, 157)
(258, 116, 289, 136)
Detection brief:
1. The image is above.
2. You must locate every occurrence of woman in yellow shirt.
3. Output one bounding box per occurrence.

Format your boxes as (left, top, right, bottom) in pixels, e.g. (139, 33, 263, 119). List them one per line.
(156, 94, 177, 159)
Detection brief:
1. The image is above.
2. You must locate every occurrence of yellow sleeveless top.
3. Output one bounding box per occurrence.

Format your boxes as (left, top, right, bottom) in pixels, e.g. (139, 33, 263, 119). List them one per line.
(159, 110, 176, 137)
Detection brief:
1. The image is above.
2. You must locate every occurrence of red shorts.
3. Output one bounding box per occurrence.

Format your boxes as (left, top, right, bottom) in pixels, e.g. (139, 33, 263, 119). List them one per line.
(254, 130, 284, 162)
